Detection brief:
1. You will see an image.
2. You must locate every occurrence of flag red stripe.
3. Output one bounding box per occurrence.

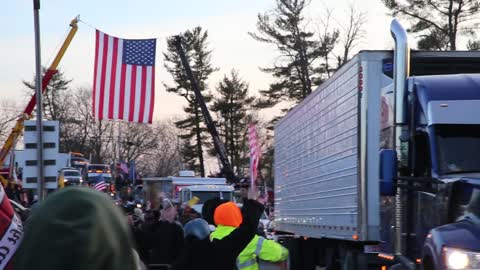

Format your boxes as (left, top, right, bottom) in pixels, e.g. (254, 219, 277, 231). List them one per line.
(129, 67, 137, 122)
(119, 64, 127, 119)
(99, 34, 109, 120)
(93, 181, 107, 191)
(92, 31, 156, 124)
(93, 30, 100, 118)
(139, 67, 147, 122)
(148, 66, 155, 123)
(0, 196, 14, 234)
(108, 37, 119, 119)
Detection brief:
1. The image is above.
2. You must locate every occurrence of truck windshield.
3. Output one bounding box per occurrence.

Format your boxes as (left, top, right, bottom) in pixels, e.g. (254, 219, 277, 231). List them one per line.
(64, 171, 80, 177)
(193, 191, 232, 204)
(451, 183, 480, 221)
(434, 124, 480, 174)
(87, 165, 109, 172)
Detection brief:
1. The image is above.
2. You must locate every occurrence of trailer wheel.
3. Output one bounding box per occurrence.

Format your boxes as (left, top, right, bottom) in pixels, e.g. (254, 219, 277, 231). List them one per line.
(277, 236, 302, 270)
(324, 245, 340, 270)
(339, 245, 368, 270)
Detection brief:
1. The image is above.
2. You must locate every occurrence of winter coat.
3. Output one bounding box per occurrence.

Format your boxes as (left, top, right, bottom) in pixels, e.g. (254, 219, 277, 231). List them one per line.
(139, 220, 184, 266)
(211, 226, 288, 270)
(173, 199, 264, 270)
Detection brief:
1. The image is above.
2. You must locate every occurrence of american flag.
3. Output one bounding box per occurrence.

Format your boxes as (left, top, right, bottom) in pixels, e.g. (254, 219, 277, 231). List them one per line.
(248, 123, 261, 188)
(93, 30, 156, 124)
(93, 174, 107, 191)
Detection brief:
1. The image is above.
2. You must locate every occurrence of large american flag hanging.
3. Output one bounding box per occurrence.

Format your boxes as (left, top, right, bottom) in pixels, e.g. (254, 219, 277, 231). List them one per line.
(93, 30, 156, 124)
(248, 123, 261, 188)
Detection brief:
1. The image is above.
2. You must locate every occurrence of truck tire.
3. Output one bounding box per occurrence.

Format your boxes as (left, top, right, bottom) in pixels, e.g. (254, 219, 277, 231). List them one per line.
(339, 246, 368, 270)
(278, 236, 320, 270)
(324, 245, 340, 270)
(422, 256, 434, 270)
(278, 236, 302, 270)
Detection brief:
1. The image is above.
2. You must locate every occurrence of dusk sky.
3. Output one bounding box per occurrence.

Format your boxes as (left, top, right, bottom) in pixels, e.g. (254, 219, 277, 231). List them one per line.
(1, 0, 393, 120)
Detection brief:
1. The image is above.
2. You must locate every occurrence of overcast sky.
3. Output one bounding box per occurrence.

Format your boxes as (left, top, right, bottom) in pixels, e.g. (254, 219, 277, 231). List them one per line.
(1, 0, 394, 120)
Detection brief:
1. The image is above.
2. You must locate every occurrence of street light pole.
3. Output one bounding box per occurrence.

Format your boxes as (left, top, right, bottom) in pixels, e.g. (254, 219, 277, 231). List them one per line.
(33, 0, 45, 200)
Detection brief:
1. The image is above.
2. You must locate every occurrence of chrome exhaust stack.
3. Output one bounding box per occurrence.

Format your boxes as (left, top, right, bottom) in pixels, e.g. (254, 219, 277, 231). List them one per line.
(390, 18, 410, 127)
(390, 19, 410, 256)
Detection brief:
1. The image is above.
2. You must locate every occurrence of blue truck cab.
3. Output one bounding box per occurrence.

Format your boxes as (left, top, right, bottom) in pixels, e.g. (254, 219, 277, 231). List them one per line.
(380, 22, 480, 270)
(409, 75, 480, 270)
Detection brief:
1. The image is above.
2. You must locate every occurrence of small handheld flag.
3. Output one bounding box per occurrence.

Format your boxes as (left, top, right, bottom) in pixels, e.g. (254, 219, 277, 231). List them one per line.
(93, 174, 107, 191)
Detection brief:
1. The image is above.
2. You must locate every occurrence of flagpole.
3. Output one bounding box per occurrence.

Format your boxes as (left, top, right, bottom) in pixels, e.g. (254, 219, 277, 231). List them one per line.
(117, 120, 121, 172)
(33, 0, 45, 201)
(116, 120, 122, 196)
(112, 120, 119, 184)
(250, 156, 255, 191)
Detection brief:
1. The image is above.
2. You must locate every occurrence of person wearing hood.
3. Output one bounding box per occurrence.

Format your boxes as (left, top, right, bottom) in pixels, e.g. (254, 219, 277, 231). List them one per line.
(14, 187, 144, 270)
(173, 198, 264, 270)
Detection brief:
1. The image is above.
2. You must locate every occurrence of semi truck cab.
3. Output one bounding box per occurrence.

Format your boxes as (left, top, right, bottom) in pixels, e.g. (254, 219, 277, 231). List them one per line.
(86, 164, 113, 191)
(408, 77, 480, 270)
(379, 32, 480, 269)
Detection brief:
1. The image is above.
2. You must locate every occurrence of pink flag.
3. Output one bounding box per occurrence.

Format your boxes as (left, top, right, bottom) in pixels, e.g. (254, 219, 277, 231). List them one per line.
(119, 162, 128, 174)
(248, 123, 261, 188)
(93, 30, 156, 124)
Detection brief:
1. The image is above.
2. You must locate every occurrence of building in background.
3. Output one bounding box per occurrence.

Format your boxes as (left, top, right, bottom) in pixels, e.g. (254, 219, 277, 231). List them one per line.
(15, 120, 68, 190)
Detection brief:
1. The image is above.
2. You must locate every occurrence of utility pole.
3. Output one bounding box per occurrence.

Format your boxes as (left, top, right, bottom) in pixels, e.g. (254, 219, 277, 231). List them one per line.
(33, 0, 45, 200)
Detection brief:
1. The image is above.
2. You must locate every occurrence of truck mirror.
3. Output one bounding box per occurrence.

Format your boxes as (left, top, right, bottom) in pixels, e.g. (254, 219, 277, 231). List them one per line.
(380, 149, 397, 196)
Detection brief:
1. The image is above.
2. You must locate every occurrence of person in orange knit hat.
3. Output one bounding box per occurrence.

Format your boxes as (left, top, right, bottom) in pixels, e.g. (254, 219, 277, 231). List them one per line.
(214, 202, 243, 227)
(211, 201, 288, 270)
(173, 198, 264, 270)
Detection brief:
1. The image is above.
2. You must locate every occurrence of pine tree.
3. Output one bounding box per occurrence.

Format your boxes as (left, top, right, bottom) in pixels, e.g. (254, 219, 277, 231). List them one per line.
(164, 27, 216, 177)
(210, 70, 255, 176)
(249, 0, 327, 108)
(383, 0, 480, 50)
(23, 68, 72, 121)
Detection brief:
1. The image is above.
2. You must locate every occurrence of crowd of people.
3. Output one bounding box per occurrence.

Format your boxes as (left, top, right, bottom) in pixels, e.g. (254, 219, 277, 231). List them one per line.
(11, 186, 288, 270)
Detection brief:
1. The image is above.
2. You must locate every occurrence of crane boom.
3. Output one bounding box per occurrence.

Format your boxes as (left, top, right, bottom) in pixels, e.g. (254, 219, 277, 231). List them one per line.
(0, 17, 79, 186)
(173, 36, 237, 183)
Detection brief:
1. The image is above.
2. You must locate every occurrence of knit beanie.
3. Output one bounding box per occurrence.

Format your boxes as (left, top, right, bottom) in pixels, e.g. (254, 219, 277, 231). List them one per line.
(213, 202, 242, 227)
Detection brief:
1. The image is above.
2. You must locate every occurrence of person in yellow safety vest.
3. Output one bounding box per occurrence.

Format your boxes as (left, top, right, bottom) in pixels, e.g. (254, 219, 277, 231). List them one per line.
(210, 201, 288, 270)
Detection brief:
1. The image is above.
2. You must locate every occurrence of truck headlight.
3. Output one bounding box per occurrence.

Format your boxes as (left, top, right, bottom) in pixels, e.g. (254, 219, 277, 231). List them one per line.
(444, 247, 480, 269)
